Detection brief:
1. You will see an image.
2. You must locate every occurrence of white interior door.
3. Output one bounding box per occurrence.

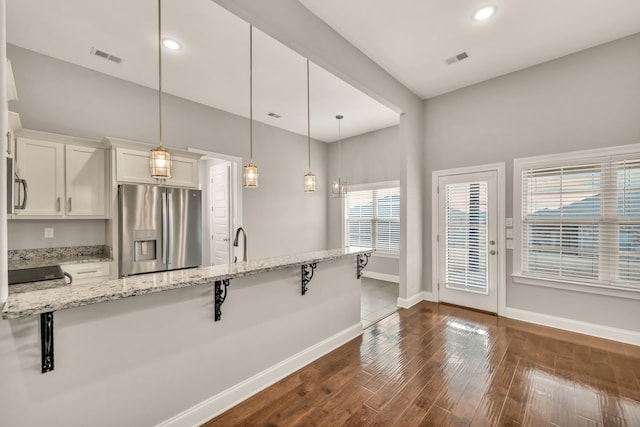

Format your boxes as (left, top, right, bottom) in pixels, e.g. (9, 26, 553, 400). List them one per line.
(211, 162, 231, 265)
(437, 170, 498, 313)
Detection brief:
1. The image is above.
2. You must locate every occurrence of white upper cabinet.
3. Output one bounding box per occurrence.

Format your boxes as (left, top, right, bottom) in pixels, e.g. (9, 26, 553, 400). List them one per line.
(15, 137, 65, 216)
(105, 137, 201, 188)
(13, 129, 109, 219)
(66, 145, 107, 216)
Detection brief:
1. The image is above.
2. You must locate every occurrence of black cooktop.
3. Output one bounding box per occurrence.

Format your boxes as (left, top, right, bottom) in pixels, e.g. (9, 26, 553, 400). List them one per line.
(8, 265, 64, 285)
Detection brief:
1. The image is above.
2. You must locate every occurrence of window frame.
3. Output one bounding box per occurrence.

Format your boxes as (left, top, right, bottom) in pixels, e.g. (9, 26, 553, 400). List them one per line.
(343, 180, 400, 258)
(513, 144, 640, 300)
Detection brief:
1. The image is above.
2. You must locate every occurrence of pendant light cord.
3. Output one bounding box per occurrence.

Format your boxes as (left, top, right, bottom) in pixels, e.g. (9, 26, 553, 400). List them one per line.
(157, 0, 163, 149)
(307, 59, 311, 171)
(338, 117, 342, 177)
(249, 25, 253, 162)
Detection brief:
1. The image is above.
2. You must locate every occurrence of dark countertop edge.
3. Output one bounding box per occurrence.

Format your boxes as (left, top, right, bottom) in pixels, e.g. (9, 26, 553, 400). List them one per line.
(2, 248, 374, 319)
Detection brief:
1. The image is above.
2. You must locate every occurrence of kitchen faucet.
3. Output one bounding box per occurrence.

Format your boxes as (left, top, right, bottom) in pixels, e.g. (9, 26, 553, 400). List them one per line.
(233, 227, 247, 262)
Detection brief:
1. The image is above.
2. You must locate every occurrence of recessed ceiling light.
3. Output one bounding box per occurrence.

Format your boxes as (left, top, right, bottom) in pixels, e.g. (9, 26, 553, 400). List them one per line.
(162, 38, 181, 50)
(473, 5, 497, 21)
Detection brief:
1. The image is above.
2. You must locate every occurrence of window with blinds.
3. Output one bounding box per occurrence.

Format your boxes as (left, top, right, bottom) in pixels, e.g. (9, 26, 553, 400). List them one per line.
(519, 153, 640, 289)
(345, 185, 400, 254)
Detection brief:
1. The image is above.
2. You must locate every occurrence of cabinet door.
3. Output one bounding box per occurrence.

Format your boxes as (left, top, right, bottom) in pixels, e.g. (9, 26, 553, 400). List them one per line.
(66, 145, 107, 217)
(116, 147, 199, 188)
(15, 137, 64, 216)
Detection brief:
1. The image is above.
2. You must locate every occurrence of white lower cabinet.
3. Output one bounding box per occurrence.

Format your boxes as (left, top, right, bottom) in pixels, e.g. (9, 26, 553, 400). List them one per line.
(61, 262, 110, 286)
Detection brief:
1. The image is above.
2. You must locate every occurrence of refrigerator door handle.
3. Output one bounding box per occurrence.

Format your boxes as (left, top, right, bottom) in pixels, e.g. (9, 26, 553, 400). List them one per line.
(167, 192, 173, 265)
(162, 191, 168, 265)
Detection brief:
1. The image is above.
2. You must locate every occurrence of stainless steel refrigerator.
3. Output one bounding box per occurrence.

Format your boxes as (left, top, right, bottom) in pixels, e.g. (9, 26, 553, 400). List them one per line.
(119, 184, 202, 277)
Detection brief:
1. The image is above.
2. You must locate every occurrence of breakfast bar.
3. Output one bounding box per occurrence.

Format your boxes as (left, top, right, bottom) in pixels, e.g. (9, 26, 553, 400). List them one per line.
(0, 247, 372, 425)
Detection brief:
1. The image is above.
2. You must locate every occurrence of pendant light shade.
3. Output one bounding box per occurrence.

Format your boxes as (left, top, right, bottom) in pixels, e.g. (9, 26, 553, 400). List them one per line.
(304, 59, 316, 193)
(244, 25, 259, 188)
(331, 114, 347, 198)
(150, 0, 172, 180)
(304, 171, 316, 192)
(244, 160, 258, 188)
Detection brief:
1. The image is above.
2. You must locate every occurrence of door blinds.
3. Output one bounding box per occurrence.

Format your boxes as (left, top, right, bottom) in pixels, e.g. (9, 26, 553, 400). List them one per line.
(445, 181, 489, 292)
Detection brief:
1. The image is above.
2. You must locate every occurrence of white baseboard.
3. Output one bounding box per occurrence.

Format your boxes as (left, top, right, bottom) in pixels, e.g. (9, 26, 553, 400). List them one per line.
(156, 323, 363, 427)
(506, 308, 640, 347)
(361, 271, 400, 283)
(397, 291, 435, 308)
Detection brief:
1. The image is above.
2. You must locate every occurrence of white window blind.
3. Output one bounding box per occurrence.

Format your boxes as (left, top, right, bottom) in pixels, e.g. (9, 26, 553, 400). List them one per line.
(520, 154, 640, 289)
(345, 186, 400, 254)
(445, 181, 488, 292)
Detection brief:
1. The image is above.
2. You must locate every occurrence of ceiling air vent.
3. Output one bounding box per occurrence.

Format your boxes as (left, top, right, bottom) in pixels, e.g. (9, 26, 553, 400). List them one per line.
(267, 112, 281, 118)
(90, 47, 122, 64)
(445, 51, 469, 65)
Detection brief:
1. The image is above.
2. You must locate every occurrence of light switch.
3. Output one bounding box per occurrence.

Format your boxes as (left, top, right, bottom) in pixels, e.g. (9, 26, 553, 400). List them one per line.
(506, 239, 513, 249)
(506, 228, 513, 238)
(506, 217, 513, 227)
(44, 227, 54, 238)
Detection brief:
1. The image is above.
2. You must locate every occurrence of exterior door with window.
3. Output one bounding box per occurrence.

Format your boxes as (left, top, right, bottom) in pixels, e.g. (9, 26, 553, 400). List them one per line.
(437, 171, 498, 312)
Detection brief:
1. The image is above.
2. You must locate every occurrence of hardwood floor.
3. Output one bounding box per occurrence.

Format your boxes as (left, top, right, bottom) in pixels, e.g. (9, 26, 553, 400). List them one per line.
(203, 302, 640, 426)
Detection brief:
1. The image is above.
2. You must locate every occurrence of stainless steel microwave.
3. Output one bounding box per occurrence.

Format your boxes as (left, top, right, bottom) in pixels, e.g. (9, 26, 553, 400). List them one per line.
(6, 157, 27, 214)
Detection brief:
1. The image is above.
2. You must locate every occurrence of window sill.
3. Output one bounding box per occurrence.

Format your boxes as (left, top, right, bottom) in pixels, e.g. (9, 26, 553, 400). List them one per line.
(372, 252, 400, 259)
(512, 274, 640, 300)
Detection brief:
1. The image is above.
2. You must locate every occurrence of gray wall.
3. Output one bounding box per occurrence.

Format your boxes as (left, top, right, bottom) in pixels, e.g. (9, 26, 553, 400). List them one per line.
(7, 44, 328, 259)
(424, 33, 640, 331)
(214, 0, 425, 300)
(0, 256, 360, 427)
(327, 125, 400, 278)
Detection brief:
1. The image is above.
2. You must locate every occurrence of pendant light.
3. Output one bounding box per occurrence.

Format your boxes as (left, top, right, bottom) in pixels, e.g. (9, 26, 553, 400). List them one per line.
(150, 0, 172, 180)
(243, 25, 259, 188)
(331, 115, 347, 198)
(304, 59, 316, 192)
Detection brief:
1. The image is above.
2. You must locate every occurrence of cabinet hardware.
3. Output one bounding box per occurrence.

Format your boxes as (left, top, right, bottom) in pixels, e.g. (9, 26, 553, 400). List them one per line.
(68, 197, 72, 212)
(77, 270, 98, 275)
(6, 132, 11, 156)
(56, 197, 61, 212)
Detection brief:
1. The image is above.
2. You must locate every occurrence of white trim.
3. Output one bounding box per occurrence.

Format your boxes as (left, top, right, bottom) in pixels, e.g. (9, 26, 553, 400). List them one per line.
(431, 163, 506, 315)
(371, 252, 399, 259)
(512, 274, 640, 300)
(506, 308, 640, 347)
(188, 148, 243, 263)
(362, 271, 399, 283)
(513, 142, 640, 167)
(348, 180, 400, 192)
(156, 323, 363, 427)
(397, 291, 436, 308)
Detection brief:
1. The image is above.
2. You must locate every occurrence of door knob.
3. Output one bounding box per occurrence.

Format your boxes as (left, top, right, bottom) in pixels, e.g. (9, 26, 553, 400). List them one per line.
(489, 240, 496, 245)
(489, 250, 496, 255)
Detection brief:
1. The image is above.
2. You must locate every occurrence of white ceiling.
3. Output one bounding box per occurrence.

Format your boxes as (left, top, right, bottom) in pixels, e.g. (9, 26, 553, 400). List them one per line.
(299, 0, 640, 99)
(6, 0, 400, 142)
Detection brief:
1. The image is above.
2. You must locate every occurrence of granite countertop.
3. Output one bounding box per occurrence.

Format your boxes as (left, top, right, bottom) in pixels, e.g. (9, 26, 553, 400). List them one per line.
(2, 247, 373, 319)
(8, 245, 113, 270)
